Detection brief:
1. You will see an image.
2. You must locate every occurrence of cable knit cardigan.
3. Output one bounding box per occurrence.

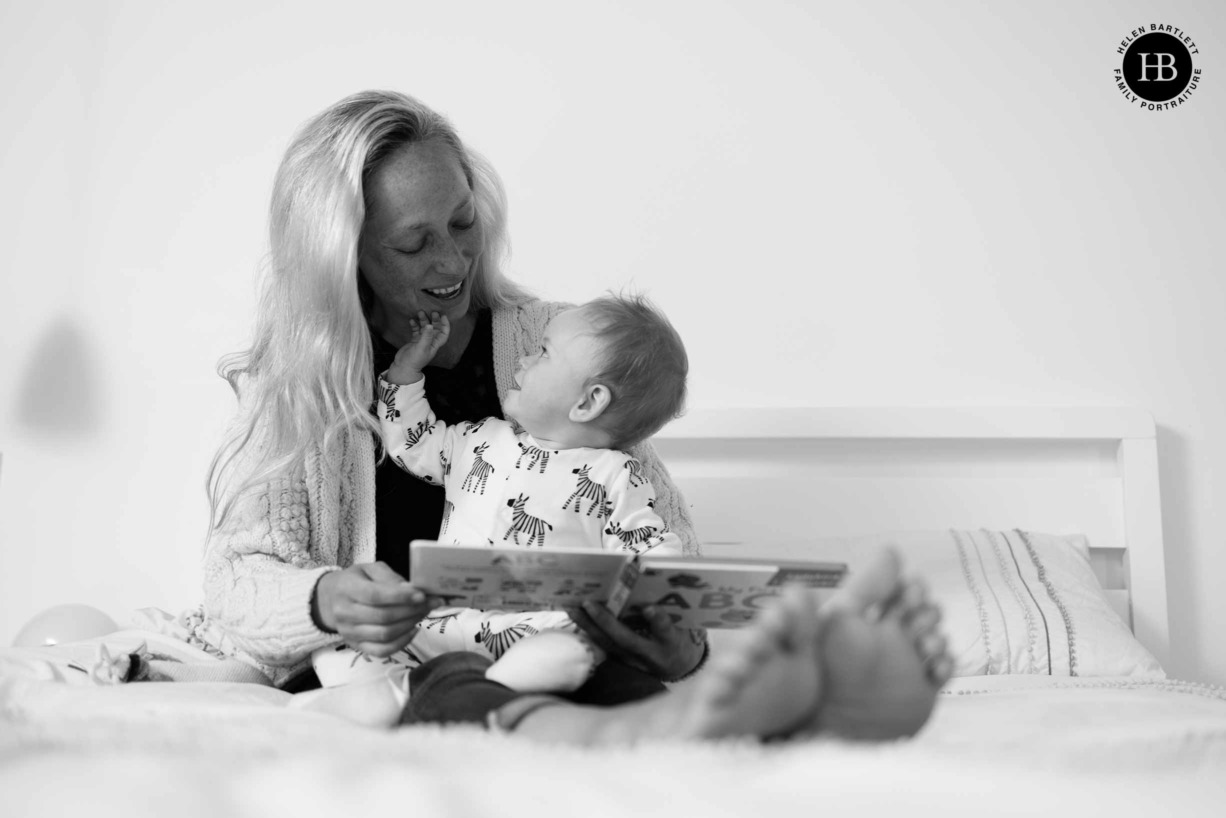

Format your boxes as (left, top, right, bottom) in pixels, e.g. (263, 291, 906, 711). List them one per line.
(197, 299, 697, 686)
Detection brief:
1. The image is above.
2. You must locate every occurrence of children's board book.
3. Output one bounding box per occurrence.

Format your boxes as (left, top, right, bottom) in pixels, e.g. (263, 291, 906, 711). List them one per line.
(408, 540, 848, 629)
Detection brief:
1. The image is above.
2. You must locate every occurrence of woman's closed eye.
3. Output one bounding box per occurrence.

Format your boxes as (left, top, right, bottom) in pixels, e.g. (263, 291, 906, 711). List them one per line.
(398, 220, 473, 254)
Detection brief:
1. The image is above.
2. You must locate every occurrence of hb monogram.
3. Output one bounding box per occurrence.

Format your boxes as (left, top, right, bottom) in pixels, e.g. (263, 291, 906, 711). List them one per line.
(1137, 53, 1178, 82)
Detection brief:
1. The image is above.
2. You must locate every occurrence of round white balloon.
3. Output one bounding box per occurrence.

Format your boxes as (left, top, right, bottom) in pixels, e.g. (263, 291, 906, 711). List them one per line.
(13, 604, 121, 647)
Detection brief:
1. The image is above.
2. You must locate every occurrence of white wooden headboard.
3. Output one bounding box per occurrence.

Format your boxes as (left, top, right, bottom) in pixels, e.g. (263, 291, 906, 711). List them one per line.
(652, 407, 1170, 669)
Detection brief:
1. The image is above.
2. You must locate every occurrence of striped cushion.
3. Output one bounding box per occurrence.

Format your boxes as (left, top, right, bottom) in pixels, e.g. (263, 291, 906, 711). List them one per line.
(827, 530, 1164, 678)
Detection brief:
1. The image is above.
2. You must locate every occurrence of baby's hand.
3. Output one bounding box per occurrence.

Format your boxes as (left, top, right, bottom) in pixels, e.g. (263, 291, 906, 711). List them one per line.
(386, 311, 451, 384)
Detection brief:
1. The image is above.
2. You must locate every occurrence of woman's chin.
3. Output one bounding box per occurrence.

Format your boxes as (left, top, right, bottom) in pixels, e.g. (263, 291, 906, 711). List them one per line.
(417, 280, 472, 319)
(441, 293, 473, 322)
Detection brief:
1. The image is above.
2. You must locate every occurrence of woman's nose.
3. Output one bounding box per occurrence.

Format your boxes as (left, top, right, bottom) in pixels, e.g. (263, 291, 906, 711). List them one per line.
(435, 236, 467, 275)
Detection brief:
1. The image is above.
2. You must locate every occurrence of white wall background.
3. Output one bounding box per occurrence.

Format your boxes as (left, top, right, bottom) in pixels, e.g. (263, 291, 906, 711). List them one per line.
(1, 0, 1222, 684)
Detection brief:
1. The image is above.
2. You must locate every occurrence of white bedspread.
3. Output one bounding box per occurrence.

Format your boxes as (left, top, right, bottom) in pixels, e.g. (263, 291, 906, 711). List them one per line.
(4, 675, 1225, 818)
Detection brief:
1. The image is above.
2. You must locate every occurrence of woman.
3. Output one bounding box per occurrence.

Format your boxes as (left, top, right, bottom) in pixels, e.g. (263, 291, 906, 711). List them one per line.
(193, 90, 951, 743)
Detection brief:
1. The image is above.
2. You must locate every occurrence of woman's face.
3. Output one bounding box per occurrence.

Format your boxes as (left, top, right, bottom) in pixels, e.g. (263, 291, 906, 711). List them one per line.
(359, 139, 483, 329)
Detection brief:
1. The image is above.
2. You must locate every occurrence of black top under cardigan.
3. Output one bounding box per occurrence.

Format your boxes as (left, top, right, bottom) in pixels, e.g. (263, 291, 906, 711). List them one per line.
(370, 308, 503, 581)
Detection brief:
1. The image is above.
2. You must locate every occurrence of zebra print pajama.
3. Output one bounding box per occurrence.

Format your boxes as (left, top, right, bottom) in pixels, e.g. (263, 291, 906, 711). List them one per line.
(316, 375, 684, 684)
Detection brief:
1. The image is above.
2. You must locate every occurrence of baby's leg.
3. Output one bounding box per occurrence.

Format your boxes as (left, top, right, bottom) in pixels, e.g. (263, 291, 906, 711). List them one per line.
(289, 668, 411, 728)
(508, 547, 947, 745)
(823, 548, 953, 682)
(508, 585, 825, 744)
(401, 652, 526, 726)
(485, 630, 603, 693)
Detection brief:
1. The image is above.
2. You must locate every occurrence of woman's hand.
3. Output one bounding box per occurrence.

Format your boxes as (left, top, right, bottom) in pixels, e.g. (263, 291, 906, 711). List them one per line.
(570, 601, 708, 681)
(312, 562, 439, 657)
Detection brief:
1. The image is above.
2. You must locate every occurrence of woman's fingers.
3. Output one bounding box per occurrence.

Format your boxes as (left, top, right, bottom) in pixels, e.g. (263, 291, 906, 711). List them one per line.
(571, 601, 705, 679)
(347, 565, 425, 608)
(642, 605, 685, 641)
(338, 601, 434, 627)
(575, 601, 687, 674)
(316, 563, 435, 637)
(579, 601, 651, 649)
(571, 602, 656, 668)
(568, 603, 624, 655)
(343, 618, 422, 647)
(642, 610, 708, 679)
(337, 599, 434, 657)
(361, 560, 406, 584)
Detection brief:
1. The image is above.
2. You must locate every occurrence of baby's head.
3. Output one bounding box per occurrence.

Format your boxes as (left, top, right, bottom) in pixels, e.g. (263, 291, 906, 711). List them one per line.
(581, 294, 689, 448)
(505, 293, 688, 450)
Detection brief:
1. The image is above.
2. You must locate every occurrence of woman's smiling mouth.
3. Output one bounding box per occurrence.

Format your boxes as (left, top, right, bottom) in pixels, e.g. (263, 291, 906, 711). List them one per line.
(424, 280, 464, 300)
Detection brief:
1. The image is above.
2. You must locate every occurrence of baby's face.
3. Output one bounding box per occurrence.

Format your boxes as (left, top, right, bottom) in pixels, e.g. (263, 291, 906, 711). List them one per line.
(504, 308, 604, 440)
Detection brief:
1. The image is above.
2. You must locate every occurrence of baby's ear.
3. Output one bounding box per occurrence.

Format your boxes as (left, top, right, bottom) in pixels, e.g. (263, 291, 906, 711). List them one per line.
(570, 383, 611, 423)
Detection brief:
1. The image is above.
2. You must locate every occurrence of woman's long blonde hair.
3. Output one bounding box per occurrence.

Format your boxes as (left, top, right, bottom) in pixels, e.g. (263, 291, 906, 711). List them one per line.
(206, 90, 529, 534)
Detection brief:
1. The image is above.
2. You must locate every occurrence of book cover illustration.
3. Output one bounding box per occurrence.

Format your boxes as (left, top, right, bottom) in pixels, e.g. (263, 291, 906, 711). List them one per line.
(409, 541, 633, 610)
(620, 559, 847, 629)
(408, 541, 848, 628)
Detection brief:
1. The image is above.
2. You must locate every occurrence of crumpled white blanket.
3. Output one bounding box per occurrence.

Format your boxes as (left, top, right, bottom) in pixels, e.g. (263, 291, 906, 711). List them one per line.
(0, 608, 270, 686)
(3, 671, 1225, 818)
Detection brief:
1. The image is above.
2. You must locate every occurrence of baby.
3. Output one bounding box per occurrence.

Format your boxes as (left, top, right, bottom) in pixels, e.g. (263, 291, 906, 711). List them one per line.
(313, 294, 689, 694)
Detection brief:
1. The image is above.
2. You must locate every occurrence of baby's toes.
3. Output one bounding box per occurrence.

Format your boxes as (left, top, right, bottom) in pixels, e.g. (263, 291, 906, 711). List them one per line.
(903, 602, 942, 642)
(919, 630, 947, 664)
(702, 642, 764, 704)
(916, 629, 952, 686)
(756, 588, 810, 651)
(874, 576, 925, 626)
(927, 651, 955, 687)
(899, 576, 929, 612)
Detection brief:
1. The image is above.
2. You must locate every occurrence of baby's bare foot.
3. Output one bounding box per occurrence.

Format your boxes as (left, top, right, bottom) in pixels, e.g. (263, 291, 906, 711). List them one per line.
(564, 586, 826, 745)
(677, 585, 824, 739)
(896, 577, 955, 686)
(664, 548, 948, 743)
(812, 609, 939, 739)
(811, 548, 950, 740)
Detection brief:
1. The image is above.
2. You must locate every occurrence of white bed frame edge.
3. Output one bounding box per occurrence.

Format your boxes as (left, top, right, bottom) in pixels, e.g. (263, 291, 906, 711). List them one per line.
(653, 407, 1170, 669)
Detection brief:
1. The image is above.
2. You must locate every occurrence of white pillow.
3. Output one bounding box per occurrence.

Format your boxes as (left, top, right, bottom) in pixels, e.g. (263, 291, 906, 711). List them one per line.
(819, 529, 1164, 679)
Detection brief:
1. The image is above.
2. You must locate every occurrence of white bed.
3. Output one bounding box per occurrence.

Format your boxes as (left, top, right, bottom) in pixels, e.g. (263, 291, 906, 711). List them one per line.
(4, 407, 1225, 817)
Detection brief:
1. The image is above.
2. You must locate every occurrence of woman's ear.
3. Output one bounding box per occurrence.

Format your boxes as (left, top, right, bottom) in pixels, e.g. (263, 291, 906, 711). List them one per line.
(570, 383, 611, 423)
